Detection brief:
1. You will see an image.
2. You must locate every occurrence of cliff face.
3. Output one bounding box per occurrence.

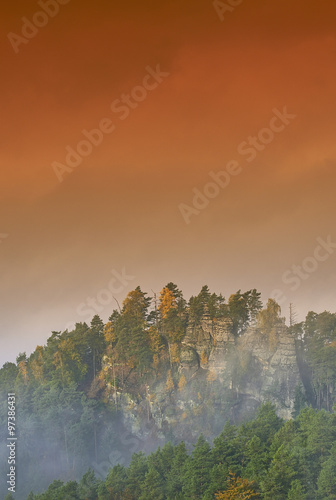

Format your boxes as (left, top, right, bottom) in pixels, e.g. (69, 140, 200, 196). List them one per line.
(239, 324, 300, 418)
(181, 315, 235, 374)
(110, 314, 301, 466)
(180, 314, 300, 418)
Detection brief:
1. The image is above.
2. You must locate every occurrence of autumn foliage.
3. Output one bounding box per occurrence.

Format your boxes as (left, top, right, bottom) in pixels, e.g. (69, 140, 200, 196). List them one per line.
(215, 471, 259, 499)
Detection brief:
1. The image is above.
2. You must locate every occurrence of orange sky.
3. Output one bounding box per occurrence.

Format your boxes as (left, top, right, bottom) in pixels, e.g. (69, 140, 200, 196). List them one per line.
(1, 0, 336, 365)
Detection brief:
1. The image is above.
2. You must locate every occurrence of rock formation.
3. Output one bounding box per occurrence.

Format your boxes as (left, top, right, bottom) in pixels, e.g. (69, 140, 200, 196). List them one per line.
(113, 312, 302, 464)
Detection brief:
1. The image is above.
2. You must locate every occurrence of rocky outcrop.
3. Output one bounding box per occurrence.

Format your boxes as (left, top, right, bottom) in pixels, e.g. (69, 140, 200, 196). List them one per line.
(238, 325, 300, 418)
(181, 314, 234, 375)
(180, 316, 300, 419)
(112, 315, 302, 459)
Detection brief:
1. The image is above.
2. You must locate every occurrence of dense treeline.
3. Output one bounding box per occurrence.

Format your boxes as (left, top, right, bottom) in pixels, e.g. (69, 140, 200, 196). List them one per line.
(1, 283, 336, 498)
(0, 285, 267, 440)
(0, 284, 265, 395)
(293, 311, 336, 412)
(19, 403, 336, 499)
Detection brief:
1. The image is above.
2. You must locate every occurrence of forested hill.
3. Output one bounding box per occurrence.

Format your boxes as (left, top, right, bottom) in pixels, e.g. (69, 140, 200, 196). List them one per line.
(18, 403, 336, 499)
(1, 284, 336, 499)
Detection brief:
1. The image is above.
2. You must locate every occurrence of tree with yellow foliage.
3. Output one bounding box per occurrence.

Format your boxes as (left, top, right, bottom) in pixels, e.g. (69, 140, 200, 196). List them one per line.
(257, 299, 282, 333)
(200, 350, 208, 365)
(215, 472, 259, 499)
(159, 287, 177, 319)
(166, 369, 175, 392)
(17, 358, 29, 384)
(123, 287, 151, 322)
(159, 285, 186, 367)
(148, 325, 164, 354)
(257, 298, 285, 350)
(30, 345, 44, 382)
(170, 343, 180, 363)
(178, 373, 187, 391)
(51, 336, 87, 387)
(103, 321, 116, 346)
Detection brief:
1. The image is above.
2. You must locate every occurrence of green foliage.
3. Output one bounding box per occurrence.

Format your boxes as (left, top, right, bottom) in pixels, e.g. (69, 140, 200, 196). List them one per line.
(78, 469, 99, 500)
(257, 298, 285, 349)
(3, 286, 336, 499)
(139, 467, 165, 499)
(228, 290, 251, 336)
(28, 402, 336, 499)
(287, 479, 306, 499)
(182, 434, 214, 498)
(317, 443, 336, 499)
(0, 362, 18, 394)
(292, 385, 308, 418)
(126, 451, 148, 498)
(4, 493, 16, 500)
(105, 464, 128, 498)
(165, 441, 189, 498)
(113, 286, 154, 371)
(300, 311, 336, 411)
(227, 289, 263, 336)
(212, 421, 242, 471)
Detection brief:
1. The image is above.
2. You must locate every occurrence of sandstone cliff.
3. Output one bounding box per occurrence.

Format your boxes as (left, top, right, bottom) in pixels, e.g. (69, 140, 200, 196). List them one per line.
(112, 313, 301, 465)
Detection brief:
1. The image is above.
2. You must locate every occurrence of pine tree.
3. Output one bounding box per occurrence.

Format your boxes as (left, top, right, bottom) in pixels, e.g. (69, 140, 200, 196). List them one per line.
(159, 287, 177, 319)
(287, 479, 306, 499)
(105, 464, 128, 498)
(115, 287, 152, 371)
(88, 315, 106, 380)
(182, 435, 214, 498)
(165, 442, 189, 498)
(317, 442, 336, 499)
(228, 291, 251, 336)
(139, 467, 165, 499)
(78, 468, 99, 500)
(126, 452, 148, 498)
(261, 444, 297, 499)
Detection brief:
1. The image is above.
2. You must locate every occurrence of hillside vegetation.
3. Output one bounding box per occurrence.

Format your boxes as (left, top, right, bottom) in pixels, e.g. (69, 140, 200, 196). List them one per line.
(1, 284, 336, 499)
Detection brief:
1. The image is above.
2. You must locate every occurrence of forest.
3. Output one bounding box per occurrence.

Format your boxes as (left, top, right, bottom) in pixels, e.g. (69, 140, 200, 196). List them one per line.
(8, 403, 336, 499)
(1, 284, 336, 499)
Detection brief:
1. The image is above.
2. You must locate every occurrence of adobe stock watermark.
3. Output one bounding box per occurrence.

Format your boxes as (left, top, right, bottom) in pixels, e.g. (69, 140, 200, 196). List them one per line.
(271, 235, 336, 307)
(92, 430, 143, 480)
(7, 0, 71, 54)
(213, 0, 243, 21)
(179, 106, 296, 224)
(65, 268, 135, 331)
(52, 65, 170, 183)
